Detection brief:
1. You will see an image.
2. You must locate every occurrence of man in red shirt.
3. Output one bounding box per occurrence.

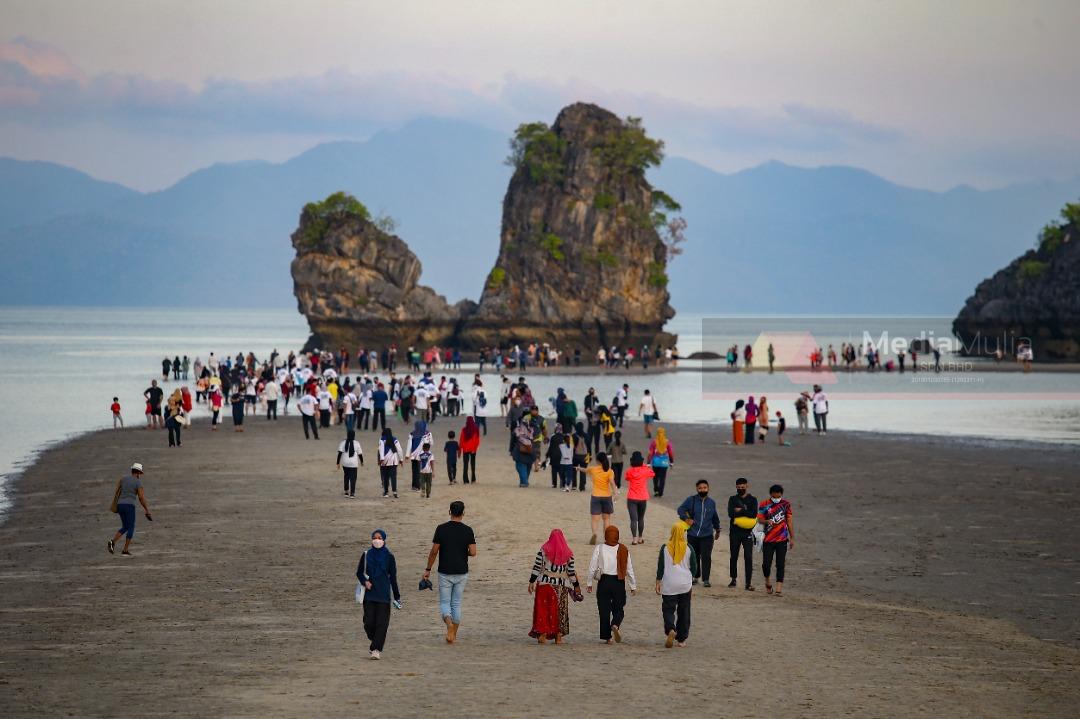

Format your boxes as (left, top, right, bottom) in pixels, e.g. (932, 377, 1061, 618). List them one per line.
(757, 483, 795, 596)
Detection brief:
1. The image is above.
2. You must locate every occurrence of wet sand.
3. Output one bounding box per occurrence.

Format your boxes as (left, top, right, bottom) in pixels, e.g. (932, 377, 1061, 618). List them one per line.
(0, 415, 1077, 717)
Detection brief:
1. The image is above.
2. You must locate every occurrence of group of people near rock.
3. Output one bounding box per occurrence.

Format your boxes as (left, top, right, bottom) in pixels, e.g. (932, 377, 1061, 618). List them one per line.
(730, 384, 830, 444)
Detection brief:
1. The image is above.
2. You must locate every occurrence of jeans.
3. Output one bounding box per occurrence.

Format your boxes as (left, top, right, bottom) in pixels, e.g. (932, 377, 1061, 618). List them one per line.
(167, 421, 181, 446)
(687, 534, 714, 582)
(661, 591, 691, 642)
(762, 541, 788, 583)
(344, 414, 355, 432)
(371, 408, 386, 431)
(438, 572, 469, 624)
(475, 416, 487, 435)
(462, 452, 476, 483)
(515, 460, 531, 487)
(302, 414, 319, 439)
(117, 503, 136, 539)
(814, 412, 827, 432)
(560, 464, 574, 489)
(363, 600, 391, 652)
(729, 533, 754, 585)
(343, 466, 357, 495)
(358, 408, 370, 430)
(380, 466, 397, 495)
(113, 413, 124, 428)
(596, 574, 626, 640)
(627, 499, 647, 537)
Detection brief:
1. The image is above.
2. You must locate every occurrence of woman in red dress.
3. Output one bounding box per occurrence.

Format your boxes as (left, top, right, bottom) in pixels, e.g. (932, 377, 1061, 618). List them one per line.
(528, 529, 581, 644)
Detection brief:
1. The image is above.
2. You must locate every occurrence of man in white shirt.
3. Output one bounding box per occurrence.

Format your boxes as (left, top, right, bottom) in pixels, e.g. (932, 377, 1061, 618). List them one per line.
(615, 384, 630, 428)
(264, 379, 280, 420)
(317, 385, 333, 428)
(811, 384, 829, 433)
(342, 389, 357, 431)
(298, 392, 319, 439)
(414, 385, 430, 422)
(638, 389, 658, 438)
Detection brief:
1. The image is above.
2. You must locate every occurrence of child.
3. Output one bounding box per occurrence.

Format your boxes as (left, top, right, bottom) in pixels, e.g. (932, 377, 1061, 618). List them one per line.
(443, 430, 460, 484)
(111, 397, 124, 428)
(776, 410, 788, 446)
(419, 442, 435, 498)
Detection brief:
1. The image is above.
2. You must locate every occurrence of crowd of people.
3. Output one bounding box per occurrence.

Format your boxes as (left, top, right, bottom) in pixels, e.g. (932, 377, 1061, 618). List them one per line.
(728, 384, 829, 444)
(723, 341, 946, 373)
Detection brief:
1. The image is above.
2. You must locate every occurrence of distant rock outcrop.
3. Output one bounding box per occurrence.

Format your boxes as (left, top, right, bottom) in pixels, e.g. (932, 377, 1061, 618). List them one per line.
(952, 202, 1080, 360)
(459, 103, 678, 349)
(290, 193, 470, 350)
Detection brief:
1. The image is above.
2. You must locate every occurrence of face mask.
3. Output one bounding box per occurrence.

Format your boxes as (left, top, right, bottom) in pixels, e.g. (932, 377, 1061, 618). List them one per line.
(697, 490, 708, 498)
(770, 496, 782, 504)
(371, 538, 385, 549)
(736, 488, 746, 495)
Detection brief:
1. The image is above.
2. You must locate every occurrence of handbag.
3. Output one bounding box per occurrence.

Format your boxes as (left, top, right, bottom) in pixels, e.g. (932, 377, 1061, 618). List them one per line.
(355, 550, 368, 603)
(651, 451, 670, 469)
(591, 545, 604, 581)
(109, 480, 122, 513)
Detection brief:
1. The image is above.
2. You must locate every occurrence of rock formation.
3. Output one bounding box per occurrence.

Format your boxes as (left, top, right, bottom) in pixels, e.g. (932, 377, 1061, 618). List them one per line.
(952, 202, 1080, 360)
(291, 193, 471, 350)
(458, 103, 677, 349)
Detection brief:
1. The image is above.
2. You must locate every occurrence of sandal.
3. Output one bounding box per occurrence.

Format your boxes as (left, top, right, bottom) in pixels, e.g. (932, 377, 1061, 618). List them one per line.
(765, 584, 773, 594)
(774, 591, 783, 597)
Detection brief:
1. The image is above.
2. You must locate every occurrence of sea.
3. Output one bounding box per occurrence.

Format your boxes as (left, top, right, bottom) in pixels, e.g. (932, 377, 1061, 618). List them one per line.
(2, 307, 1079, 513)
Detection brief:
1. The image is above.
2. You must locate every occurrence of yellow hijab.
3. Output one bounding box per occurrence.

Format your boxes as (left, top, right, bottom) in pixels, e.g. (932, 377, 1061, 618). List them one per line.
(666, 521, 689, 564)
(654, 427, 669, 454)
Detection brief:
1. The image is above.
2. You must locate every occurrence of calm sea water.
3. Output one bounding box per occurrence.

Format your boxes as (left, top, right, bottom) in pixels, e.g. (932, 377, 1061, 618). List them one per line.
(2, 307, 1078, 512)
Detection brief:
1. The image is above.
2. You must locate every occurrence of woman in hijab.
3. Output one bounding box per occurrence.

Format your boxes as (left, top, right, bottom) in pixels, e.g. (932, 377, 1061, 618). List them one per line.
(408, 420, 432, 492)
(377, 427, 404, 498)
(646, 427, 675, 497)
(757, 396, 770, 443)
(336, 429, 364, 497)
(459, 416, 481, 484)
(528, 529, 582, 645)
(586, 525, 636, 644)
(745, 396, 758, 445)
(655, 521, 696, 648)
(356, 529, 400, 659)
(731, 399, 746, 445)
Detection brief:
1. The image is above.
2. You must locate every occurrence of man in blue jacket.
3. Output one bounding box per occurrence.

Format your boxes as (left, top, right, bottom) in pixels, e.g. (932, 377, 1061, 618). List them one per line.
(677, 479, 722, 587)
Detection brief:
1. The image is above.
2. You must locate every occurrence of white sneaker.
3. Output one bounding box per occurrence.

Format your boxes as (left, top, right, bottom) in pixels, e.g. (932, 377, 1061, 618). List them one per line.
(370, 650, 381, 660)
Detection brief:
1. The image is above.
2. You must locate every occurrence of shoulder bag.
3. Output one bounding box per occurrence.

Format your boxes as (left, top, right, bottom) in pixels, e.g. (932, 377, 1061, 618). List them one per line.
(109, 481, 122, 513)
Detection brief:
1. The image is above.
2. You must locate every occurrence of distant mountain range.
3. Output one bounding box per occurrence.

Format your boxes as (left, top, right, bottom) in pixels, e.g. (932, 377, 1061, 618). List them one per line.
(2, 117, 1078, 314)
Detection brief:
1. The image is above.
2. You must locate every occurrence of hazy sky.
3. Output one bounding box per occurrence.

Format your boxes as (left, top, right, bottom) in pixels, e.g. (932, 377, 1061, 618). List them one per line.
(2, 0, 1078, 191)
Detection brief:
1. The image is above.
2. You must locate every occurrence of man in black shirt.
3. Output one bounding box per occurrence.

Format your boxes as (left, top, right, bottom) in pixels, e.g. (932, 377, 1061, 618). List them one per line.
(144, 380, 164, 429)
(423, 501, 476, 644)
(727, 477, 758, 590)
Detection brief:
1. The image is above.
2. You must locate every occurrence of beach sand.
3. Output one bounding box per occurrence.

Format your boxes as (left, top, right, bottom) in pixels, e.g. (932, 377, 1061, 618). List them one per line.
(1, 416, 1077, 717)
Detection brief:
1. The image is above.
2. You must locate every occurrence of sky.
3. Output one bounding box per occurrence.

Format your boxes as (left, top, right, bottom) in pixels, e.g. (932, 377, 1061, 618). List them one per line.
(1, 0, 1078, 191)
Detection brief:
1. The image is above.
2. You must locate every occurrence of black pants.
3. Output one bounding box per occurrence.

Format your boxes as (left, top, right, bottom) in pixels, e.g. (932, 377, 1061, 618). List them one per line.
(627, 499, 647, 537)
(358, 408, 370, 430)
(729, 534, 753, 585)
(588, 423, 601, 455)
(363, 600, 391, 652)
(462, 452, 476, 483)
(380, 466, 398, 494)
(661, 592, 691, 642)
(266, 400, 277, 420)
(371, 408, 386, 431)
(746, 421, 756, 443)
(652, 466, 668, 497)
(575, 461, 588, 491)
(319, 409, 331, 427)
(596, 574, 626, 640)
(168, 422, 181, 446)
(411, 460, 421, 490)
(814, 412, 827, 432)
(447, 460, 457, 483)
(687, 534, 714, 582)
(343, 466, 357, 495)
(549, 461, 560, 487)
(612, 462, 623, 489)
(302, 413, 319, 439)
(762, 541, 788, 583)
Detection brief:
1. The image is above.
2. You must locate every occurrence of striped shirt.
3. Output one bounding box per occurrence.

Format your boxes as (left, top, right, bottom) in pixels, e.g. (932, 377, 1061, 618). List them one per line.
(529, 550, 578, 588)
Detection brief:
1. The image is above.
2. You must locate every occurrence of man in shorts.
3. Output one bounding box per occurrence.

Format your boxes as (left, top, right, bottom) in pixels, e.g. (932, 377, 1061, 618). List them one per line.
(143, 380, 164, 429)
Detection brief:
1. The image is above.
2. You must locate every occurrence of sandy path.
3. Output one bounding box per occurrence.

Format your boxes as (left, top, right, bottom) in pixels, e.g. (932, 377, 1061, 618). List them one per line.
(0, 416, 1077, 717)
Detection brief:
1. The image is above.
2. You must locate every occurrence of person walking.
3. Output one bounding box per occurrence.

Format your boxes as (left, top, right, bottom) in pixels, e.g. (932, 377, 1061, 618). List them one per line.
(370, 382, 388, 432)
(459, 416, 480, 484)
(377, 427, 404, 498)
(209, 387, 223, 430)
(608, 430, 626, 489)
(408, 420, 433, 492)
(655, 521, 696, 648)
(165, 389, 185, 447)
(528, 529, 582, 645)
(229, 386, 245, 432)
(646, 427, 674, 497)
(587, 452, 617, 544)
(586, 525, 636, 644)
(638, 390, 658, 438)
(423, 501, 477, 644)
(758, 484, 795, 596)
(677, 480, 721, 587)
(727, 477, 758, 590)
(298, 390, 319, 439)
(144, 380, 164, 429)
(107, 462, 152, 557)
(356, 529, 401, 660)
(264, 378, 280, 420)
(624, 451, 653, 545)
(337, 430, 364, 498)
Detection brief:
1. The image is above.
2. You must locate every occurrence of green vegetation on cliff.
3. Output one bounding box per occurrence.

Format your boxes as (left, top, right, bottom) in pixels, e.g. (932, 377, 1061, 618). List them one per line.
(300, 191, 370, 246)
(596, 116, 664, 178)
(1036, 200, 1079, 253)
(506, 122, 566, 184)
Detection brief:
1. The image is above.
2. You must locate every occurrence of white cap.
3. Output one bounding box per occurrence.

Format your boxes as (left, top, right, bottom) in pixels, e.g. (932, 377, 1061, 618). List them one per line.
(130, 462, 144, 473)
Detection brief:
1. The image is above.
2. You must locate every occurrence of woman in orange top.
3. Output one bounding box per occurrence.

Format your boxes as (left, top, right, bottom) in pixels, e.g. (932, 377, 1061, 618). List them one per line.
(588, 452, 617, 545)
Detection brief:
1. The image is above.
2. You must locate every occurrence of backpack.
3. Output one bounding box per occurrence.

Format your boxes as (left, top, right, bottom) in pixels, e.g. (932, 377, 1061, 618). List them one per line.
(477, 390, 487, 408)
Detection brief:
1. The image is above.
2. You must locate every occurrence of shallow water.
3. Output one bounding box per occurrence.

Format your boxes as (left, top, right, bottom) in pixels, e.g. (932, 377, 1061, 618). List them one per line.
(1, 307, 1078, 513)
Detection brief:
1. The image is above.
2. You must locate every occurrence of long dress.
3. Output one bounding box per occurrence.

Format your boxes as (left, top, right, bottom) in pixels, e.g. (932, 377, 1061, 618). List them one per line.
(529, 550, 576, 639)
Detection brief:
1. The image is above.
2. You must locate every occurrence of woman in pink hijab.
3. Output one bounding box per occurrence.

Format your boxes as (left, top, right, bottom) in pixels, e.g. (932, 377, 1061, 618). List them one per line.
(528, 529, 582, 644)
